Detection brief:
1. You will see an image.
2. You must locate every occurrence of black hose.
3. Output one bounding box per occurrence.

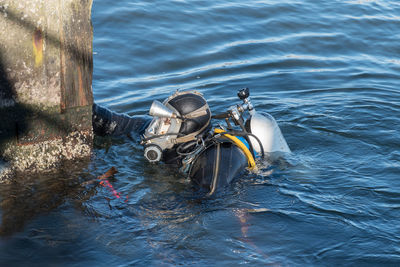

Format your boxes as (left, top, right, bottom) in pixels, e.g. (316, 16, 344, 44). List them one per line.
(211, 112, 229, 119)
(176, 140, 198, 155)
(237, 119, 256, 158)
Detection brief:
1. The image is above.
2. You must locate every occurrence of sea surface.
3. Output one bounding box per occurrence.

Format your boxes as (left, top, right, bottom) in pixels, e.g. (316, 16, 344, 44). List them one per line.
(1, 0, 400, 266)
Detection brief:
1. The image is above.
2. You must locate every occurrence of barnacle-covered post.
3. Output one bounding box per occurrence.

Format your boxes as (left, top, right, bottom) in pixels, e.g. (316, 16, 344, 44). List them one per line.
(0, 0, 94, 180)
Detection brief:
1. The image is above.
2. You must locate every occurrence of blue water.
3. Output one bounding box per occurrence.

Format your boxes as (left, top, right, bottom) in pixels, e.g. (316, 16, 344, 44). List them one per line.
(1, 0, 400, 266)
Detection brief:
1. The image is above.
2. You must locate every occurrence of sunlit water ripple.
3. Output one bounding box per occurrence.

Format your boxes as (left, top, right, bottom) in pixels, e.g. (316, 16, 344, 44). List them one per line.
(1, 0, 399, 266)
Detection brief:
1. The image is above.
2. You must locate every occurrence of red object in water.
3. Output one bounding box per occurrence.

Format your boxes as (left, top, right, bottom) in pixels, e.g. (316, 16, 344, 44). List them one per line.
(99, 179, 121, 199)
(96, 167, 128, 202)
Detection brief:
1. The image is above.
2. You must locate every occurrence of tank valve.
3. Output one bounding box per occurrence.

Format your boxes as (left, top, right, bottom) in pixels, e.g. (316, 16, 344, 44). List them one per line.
(237, 88, 255, 115)
(238, 87, 250, 100)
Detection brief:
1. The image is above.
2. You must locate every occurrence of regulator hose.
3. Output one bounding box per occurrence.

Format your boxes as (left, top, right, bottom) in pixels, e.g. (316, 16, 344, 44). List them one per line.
(214, 128, 257, 171)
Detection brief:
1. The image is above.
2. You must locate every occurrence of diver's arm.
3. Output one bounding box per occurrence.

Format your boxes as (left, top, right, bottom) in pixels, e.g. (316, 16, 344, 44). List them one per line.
(92, 103, 150, 137)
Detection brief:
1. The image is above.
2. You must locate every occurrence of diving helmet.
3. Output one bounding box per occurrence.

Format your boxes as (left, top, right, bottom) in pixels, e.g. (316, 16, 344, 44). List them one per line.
(142, 90, 211, 162)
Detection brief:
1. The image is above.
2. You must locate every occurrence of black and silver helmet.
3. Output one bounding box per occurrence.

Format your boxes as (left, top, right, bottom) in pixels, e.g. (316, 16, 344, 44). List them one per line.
(142, 90, 211, 162)
(166, 91, 211, 136)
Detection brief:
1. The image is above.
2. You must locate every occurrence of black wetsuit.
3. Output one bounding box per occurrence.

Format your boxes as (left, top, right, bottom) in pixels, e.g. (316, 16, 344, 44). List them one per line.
(92, 103, 150, 137)
(92, 104, 248, 194)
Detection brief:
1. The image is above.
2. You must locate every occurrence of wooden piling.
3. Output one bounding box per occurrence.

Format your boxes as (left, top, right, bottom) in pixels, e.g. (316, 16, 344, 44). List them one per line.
(0, 0, 94, 180)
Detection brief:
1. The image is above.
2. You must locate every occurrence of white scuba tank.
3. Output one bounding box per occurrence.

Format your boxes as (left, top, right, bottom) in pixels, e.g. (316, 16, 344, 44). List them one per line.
(246, 111, 291, 154)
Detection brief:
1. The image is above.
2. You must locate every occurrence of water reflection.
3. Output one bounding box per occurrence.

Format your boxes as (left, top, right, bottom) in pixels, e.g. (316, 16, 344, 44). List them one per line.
(0, 160, 94, 237)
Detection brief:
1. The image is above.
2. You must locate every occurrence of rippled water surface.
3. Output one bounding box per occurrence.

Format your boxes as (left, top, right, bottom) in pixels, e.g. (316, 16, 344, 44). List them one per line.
(1, 0, 400, 266)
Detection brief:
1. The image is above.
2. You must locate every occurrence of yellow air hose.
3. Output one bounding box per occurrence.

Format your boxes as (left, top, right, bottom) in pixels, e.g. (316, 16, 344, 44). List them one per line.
(214, 128, 257, 171)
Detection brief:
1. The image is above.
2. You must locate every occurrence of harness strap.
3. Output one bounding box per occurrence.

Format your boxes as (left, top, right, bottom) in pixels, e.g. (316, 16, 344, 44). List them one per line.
(208, 142, 221, 196)
(161, 90, 211, 144)
(174, 104, 211, 144)
(183, 104, 209, 119)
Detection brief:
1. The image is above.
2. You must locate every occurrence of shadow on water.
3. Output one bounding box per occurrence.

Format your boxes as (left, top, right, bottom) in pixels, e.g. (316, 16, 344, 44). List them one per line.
(0, 58, 93, 236)
(0, 7, 93, 236)
(0, 160, 97, 237)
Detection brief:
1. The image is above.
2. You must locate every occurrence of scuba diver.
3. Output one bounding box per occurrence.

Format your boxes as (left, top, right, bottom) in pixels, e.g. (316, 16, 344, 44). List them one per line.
(92, 88, 290, 195)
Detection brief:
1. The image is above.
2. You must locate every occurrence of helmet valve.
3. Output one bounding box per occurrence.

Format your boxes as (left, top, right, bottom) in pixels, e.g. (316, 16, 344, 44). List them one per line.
(144, 145, 163, 162)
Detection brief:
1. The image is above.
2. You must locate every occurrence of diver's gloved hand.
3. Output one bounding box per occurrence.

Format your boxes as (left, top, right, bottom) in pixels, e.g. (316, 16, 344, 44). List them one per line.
(92, 103, 150, 137)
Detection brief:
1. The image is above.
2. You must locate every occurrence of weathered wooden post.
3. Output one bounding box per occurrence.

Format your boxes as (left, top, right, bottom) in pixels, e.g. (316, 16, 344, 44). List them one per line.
(0, 0, 94, 180)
